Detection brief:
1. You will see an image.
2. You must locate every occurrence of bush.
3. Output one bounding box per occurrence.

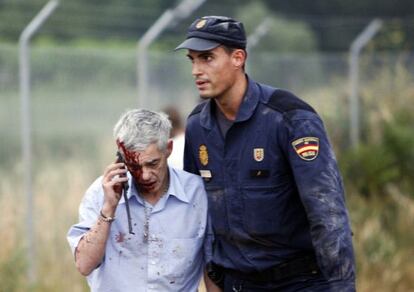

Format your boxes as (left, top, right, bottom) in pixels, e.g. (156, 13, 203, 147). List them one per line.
(340, 109, 414, 198)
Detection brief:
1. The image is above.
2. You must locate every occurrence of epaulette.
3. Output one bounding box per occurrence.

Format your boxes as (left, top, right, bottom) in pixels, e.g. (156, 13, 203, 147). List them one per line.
(188, 100, 208, 118)
(266, 89, 316, 114)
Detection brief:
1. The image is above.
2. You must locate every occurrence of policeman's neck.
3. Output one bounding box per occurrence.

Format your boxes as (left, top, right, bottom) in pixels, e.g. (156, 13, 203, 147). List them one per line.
(214, 73, 247, 121)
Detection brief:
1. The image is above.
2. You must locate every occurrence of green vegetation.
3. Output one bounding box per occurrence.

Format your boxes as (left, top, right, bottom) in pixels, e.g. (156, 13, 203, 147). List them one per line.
(1, 0, 413, 51)
(0, 45, 413, 291)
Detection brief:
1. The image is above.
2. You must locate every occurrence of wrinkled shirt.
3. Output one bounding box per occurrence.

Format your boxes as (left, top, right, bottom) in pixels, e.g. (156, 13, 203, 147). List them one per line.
(67, 167, 208, 292)
(184, 76, 355, 287)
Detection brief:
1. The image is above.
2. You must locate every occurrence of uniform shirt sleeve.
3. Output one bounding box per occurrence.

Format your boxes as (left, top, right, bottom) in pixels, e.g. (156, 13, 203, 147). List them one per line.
(280, 110, 355, 282)
(66, 177, 103, 256)
(183, 126, 199, 175)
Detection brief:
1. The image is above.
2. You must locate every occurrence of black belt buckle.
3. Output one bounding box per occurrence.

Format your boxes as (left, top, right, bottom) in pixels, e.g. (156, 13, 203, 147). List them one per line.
(270, 255, 320, 281)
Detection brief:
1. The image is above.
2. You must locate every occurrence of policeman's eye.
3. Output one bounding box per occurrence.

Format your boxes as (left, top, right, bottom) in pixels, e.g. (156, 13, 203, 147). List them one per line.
(186, 55, 195, 63)
(202, 55, 213, 62)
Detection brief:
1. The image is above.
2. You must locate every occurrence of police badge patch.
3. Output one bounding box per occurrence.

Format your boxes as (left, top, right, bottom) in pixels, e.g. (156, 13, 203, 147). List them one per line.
(253, 148, 264, 162)
(199, 144, 209, 166)
(292, 137, 319, 161)
(196, 19, 207, 29)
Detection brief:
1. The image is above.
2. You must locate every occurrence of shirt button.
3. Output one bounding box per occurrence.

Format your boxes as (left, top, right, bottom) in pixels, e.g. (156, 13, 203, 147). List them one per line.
(151, 260, 156, 265)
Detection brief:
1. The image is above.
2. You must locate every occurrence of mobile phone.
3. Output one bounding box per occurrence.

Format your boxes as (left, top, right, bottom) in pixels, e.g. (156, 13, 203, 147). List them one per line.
(116, 151, 134, 234)
(116, 151, 125, 163)
(115, 151, 129, 188)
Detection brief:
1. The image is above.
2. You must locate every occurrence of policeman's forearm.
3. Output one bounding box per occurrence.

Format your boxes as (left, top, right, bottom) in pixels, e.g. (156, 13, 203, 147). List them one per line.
(75, 218, 112, 276)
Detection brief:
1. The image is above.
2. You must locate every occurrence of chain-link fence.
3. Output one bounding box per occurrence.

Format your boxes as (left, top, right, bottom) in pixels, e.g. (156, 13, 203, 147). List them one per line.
(2, 44, 413, 168)
(0, 44, 413, 290)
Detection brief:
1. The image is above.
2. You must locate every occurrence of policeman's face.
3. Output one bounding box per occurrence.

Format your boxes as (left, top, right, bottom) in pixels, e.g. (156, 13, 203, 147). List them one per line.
(121, 142, 172, 197)
(187, 46, 245, 100)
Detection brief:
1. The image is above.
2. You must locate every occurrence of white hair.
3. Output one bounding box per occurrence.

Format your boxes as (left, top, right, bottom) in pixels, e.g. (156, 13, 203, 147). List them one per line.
(113, 109, 172, 151)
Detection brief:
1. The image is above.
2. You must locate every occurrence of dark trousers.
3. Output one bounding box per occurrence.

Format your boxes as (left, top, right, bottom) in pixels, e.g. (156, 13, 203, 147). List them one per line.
(223, 272, 356, 292)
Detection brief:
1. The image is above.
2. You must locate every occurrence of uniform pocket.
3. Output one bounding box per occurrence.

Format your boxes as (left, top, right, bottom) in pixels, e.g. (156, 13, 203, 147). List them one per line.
(242, 185, 287, 236)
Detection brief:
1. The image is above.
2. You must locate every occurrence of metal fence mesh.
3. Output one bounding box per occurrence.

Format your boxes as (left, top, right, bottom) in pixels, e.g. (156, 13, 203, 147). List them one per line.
(1, 43, 414, 290)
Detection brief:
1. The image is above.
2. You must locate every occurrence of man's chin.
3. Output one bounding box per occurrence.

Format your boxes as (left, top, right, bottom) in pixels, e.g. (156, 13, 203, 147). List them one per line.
(199, 94, 212, 100)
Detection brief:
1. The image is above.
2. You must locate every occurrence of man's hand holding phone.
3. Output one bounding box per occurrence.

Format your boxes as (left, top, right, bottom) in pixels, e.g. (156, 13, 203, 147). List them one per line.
(101, 156, 129, 217)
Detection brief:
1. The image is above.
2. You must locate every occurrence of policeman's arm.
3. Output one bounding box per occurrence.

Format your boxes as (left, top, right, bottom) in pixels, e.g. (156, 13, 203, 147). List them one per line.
(282, 112, 355, 281)
(183, 128, 199, 175)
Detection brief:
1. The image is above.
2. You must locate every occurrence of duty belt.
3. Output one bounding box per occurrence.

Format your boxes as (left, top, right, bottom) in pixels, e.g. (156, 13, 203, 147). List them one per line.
(224, 255, 320, 283)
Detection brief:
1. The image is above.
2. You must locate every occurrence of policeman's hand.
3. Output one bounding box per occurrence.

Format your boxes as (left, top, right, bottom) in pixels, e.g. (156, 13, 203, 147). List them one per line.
(101, 162, 128, 216)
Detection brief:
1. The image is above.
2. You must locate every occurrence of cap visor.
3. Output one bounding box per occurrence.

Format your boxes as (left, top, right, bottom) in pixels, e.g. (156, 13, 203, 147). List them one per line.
(175, 37, 220, 51)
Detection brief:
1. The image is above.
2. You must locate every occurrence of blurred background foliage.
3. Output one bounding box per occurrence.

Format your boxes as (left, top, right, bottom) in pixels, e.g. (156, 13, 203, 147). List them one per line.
(0, 0, 413, 291)
(0, 0, 413, 50)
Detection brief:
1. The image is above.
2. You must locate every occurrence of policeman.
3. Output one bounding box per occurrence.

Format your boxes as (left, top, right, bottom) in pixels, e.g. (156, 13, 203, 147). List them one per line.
(175, 16, 356, 291)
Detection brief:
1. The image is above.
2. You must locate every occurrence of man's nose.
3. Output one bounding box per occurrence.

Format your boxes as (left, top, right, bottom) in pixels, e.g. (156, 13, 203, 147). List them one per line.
(192, 61, 201, 77)
(140, 168, 151, 181)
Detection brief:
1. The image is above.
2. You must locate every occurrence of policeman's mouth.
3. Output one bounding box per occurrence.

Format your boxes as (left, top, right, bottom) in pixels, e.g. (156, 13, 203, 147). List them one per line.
(195, 79, 209, 89)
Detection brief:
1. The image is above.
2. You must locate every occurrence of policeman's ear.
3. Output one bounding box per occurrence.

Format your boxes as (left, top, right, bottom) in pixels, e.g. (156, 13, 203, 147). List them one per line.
(232, 49, 246, 69)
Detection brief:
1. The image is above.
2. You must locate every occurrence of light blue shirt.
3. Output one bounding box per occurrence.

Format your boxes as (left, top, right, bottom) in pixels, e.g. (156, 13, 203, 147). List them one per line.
(67, 167, 208, 292)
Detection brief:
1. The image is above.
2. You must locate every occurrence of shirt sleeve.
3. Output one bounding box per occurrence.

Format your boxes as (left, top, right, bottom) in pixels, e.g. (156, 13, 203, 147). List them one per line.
(66, 177, 103, 256)
(281, 110, 355, 282)
(183, 126, 199, 175)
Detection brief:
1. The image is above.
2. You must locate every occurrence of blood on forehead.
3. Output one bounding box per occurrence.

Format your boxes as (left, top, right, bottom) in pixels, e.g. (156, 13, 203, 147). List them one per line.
(116, 140, 140, 164)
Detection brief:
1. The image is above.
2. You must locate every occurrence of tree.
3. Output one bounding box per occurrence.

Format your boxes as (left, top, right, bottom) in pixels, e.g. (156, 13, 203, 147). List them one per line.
(236, 1, 317, 52)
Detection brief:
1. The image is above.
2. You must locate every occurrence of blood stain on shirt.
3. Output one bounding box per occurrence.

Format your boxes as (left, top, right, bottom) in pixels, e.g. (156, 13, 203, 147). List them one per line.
(115, 232, 126, 243)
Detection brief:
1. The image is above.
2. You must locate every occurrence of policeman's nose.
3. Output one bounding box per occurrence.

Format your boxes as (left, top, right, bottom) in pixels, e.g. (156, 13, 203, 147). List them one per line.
(192, 62, 202, 77)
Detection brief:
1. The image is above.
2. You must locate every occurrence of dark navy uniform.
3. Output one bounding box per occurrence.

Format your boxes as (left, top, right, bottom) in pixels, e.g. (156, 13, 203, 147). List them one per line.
(184, 77, 356, 291)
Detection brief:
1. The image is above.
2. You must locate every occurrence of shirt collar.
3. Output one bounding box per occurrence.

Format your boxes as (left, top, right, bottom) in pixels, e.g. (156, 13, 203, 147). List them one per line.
(199, 75, 260, 129)
(165, 166, 190, 204)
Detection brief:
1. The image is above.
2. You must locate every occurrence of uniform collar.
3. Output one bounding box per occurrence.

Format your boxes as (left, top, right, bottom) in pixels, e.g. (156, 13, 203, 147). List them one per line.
(199, 75, 260, 129)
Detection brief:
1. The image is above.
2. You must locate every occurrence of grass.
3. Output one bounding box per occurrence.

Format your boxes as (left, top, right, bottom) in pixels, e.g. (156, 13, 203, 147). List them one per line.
(1, 46, 413, 291)
(1, 155, 413, 291)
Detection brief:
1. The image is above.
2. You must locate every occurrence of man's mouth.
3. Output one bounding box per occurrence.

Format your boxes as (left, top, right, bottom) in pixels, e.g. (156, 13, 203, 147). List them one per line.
(195, 79, 208, 88)
(141, 182, 156, 189)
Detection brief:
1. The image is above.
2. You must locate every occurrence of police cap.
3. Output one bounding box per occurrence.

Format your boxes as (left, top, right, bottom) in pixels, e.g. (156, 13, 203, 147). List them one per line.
(175, 16, 246, 51)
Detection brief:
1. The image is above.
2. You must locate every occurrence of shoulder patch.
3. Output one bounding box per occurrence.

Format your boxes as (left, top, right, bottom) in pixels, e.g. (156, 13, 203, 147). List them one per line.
(188, 101, 208, 118)
(266, 89, 316, 114)
(292, 137, 319, 161)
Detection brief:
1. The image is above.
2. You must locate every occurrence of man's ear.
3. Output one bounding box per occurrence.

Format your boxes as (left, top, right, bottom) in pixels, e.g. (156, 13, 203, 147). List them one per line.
(232, 49, 246, 69)
(166, 139, 173, 158)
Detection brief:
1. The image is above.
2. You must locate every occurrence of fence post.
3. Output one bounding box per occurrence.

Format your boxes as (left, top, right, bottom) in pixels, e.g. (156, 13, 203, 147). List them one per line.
(348, 19, 382, 147)
(19, 0, 60, 283)
(137, 0, 206, 109)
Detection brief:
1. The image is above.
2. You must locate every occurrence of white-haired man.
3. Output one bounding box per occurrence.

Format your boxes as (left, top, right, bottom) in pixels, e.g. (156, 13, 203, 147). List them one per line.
(67, 109, 208, 292)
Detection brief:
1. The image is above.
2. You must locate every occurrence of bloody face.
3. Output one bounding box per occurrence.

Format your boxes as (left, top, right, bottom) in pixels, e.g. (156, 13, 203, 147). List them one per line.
(117, 140, 170, 197)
